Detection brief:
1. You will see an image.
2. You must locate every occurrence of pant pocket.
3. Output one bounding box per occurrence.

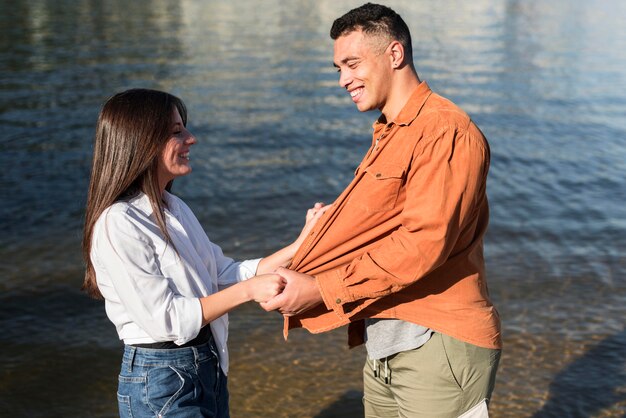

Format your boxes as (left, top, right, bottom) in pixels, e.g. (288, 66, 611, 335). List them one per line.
(146, 365, 191, 416)
(440, 333, 501, 407)
(439, 333, 466, 391)
(118, 373, 146, 418)
(117, 393, 133, 418)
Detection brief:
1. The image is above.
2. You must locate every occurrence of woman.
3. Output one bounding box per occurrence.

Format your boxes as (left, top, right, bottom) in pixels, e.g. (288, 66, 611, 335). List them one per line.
(82, 88, 325, 417)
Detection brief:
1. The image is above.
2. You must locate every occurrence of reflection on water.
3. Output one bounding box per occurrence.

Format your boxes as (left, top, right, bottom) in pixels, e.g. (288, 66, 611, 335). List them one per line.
(1, 0, 625, 416)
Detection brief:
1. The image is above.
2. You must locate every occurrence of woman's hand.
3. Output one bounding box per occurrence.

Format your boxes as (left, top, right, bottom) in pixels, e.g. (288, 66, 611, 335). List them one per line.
(244, 273, 286, 303)
(294, 202, 330, 248)
(254, 202, 332, 275)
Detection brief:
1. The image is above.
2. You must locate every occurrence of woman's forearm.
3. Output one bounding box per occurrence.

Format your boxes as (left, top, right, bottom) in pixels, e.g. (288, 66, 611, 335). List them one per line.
(199, 273, 285, 326)
(199, 281, 252, 326)
(255, 242, 298, 275)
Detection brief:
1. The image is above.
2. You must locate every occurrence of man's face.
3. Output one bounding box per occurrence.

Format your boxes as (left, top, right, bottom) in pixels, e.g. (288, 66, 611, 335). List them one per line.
(333, 30, 393, 113)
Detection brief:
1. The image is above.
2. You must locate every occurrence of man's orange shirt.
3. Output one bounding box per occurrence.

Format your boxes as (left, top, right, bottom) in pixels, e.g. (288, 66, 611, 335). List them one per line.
(286, 81, 502, 350)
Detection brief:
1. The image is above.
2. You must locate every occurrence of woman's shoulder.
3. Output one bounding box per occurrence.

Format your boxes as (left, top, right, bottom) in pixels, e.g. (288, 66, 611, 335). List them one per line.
(90, 198, 156, 265)
(98, 194, 146, 220)
(105, 199, 133, 215)
(94, 194, 153, 238)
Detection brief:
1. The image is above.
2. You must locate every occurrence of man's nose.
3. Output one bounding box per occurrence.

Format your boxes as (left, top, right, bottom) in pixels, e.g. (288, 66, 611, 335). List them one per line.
(339, 69, 351, 89)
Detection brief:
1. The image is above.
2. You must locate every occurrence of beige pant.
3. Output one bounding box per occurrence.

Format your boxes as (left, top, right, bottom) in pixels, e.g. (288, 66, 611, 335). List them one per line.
(363, 332, 501, 418)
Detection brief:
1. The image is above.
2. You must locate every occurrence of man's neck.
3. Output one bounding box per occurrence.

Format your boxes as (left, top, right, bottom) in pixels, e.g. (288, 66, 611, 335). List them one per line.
(380, 71, 421, 123)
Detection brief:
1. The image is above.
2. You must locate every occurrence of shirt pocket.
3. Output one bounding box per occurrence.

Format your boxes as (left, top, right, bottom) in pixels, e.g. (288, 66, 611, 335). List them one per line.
(350, 163, 405, 213)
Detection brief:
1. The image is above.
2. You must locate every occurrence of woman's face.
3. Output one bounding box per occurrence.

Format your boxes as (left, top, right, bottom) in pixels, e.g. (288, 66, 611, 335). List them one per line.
(157, 107, 196, 191)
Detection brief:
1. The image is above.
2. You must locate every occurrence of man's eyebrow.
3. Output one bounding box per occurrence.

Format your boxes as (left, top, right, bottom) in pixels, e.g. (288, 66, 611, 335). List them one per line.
(333, 56, 359, 67)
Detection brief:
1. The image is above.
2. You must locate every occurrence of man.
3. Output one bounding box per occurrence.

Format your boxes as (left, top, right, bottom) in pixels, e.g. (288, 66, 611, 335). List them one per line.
(262, 3, 501, 417)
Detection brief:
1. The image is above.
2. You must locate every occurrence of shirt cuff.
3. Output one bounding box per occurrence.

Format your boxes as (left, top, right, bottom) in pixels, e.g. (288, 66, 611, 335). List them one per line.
(240, 258, 262, 279)
(174, 297, 203, 346)
(315, 269, 351, 317)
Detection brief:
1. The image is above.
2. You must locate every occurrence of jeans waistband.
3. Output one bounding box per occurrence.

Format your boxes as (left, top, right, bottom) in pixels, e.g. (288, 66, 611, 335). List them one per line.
(131, 325, 213, 350)
(123, 328, 217, 371)
(122, 342, 218, 372)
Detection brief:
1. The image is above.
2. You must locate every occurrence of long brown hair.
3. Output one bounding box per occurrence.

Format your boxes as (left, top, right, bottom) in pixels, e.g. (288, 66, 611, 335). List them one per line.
(82, 88, 188, 299)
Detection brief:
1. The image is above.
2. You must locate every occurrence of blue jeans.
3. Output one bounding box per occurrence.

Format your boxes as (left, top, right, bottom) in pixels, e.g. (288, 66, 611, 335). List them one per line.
(117, 339, 229, 418)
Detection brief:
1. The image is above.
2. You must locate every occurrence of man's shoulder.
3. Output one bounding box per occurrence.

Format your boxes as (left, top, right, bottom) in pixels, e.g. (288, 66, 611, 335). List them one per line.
(418, 92, 471, 130)
(400, 96, 470, 144)
(399, 92, 488, 154)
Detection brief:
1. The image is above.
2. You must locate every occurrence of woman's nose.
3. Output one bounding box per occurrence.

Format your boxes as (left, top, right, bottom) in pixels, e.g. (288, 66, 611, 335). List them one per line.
(185, 130, 196, 144)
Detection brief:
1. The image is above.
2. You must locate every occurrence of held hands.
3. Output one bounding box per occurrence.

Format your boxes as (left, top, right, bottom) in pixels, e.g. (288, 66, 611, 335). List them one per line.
(260, 267, 323, 316)
(245, 273, 286, 303)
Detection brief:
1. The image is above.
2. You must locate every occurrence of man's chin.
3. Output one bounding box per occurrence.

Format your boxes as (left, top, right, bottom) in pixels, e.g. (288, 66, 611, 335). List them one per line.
(355, 102, 374, 112)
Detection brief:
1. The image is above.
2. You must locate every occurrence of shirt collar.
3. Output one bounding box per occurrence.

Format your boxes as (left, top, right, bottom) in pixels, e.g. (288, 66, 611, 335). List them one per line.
(127, 190, 180, 218)
(372, 81, 433, 130)
(163, 191, 181, 213)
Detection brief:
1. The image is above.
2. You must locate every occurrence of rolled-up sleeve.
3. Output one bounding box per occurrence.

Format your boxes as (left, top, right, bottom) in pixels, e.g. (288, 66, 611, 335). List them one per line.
(317, 126, 489, 317)
(209, 241, 261, 288)
(93, 210, 202, 345)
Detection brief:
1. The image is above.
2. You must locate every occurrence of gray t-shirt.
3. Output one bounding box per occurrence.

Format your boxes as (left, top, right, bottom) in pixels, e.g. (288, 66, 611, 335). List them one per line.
(365, 318, 433, 360)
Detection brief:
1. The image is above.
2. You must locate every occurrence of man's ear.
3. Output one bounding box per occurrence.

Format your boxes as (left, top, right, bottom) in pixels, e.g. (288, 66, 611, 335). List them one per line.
(389, 41, 405, 68)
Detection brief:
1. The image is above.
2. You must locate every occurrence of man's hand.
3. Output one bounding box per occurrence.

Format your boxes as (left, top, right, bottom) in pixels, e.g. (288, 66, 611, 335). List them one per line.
(260, 267, 324, 316)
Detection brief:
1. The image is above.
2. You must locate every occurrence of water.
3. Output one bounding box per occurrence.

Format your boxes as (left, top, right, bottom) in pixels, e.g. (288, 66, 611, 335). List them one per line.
(1, 0, 625, 416)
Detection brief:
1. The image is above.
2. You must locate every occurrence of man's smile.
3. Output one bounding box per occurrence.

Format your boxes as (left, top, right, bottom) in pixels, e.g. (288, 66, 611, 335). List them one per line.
(350, 86, 364, 102)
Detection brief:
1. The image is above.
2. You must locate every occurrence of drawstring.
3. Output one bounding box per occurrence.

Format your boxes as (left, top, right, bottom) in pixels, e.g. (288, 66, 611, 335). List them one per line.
(369, 356, 391, 385)
(384, 357, 389, 384)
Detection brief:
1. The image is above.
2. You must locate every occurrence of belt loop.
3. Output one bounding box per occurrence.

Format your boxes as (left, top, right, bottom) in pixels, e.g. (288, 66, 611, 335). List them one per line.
(127, 346, 137, 373)
(192, 346, 199, 369)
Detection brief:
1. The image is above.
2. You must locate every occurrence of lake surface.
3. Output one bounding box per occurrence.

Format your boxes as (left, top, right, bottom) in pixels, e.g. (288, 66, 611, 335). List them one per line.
(1, 0, 625, 416)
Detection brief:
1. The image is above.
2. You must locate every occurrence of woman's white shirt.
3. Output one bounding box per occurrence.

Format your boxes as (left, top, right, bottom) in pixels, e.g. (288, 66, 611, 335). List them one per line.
(91, 191, 260, 374)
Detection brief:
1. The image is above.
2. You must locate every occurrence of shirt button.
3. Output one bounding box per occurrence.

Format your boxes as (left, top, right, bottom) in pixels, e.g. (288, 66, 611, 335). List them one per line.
(336, 298, 342, 304)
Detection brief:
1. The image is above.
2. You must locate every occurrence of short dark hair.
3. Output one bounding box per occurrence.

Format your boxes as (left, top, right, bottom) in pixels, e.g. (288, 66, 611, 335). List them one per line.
(330, 3, 412, 59)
